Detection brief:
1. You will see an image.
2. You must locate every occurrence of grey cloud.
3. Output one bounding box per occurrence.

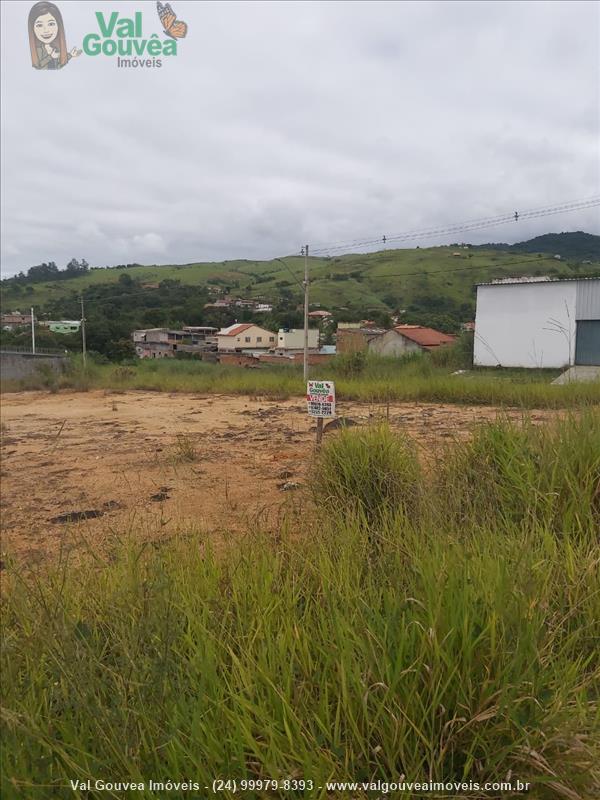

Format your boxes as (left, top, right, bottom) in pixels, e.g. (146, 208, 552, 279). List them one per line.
(1, 0, 598, 276)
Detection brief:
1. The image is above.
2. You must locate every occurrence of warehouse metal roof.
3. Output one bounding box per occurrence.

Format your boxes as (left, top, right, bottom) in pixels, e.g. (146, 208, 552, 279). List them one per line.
(476, 275, 600, 287)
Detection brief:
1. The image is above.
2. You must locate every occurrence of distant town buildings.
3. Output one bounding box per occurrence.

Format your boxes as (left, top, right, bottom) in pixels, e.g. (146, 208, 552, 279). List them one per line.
(131, 321, 328, 364)
(336, 325, 388, 353)
(1, 311, 34, 330)
(276, 328, 319, 352)
(40, 320, 81, 334)
(130, 307, 462, 368)
(216, 324, 277, 352)
(203, 297, 273, 313)
(133, 327, 218, 358)
(337, 324, 456, 355)
(1, 312, 81, 335)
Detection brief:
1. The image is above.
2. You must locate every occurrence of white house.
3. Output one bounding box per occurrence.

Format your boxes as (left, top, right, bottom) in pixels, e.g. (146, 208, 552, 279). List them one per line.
(474, 277, 600, 368)
(216, 323, 276, 352)
(276, 328, 319, 352)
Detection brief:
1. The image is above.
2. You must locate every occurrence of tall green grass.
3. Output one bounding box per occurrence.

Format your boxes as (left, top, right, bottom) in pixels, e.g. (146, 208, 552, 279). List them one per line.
(2, 354, 600, 408)
(1, 416, 599, 799)
(311, 424, 421, 526)
(437, 412, 600, 537)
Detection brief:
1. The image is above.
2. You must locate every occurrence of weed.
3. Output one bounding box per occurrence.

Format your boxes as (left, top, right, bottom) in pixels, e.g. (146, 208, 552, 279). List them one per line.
(3, 356, 599, 408)
(437, 411, 600, 536)
(311, 423, 421, 526)
(34, 363, 59, 392)
(171, 433, 197, 463)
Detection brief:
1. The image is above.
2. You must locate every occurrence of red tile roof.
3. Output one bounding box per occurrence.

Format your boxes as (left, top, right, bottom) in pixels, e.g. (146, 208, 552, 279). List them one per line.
(394, 325, 456, 348)
(219, 323, 254, 337)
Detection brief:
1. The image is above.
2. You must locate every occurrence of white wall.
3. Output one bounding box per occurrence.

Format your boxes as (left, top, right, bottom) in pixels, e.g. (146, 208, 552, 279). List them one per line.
(474, 282, 577, 368)
(277, 328, 319, 350)
(369, 330, 421, 356)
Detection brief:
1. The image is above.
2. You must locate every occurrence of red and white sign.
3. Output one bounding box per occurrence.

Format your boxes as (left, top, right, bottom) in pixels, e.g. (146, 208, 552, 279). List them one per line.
(307, 380, 336, 418)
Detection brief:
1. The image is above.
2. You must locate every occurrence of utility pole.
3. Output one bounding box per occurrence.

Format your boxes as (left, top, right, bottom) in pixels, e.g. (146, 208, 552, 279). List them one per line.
(80, 294, 87, 367)
(303, 244, 309, 382)
(30, 307, 35, 355)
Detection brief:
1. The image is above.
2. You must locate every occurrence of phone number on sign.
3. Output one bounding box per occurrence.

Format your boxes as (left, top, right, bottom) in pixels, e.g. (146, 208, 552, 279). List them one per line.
(212, 779, 314, 793)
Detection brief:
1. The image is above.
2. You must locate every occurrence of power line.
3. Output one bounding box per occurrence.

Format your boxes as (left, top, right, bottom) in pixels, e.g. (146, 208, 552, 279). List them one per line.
(310, 196, 600, 256)
(311, 197, 600, 253)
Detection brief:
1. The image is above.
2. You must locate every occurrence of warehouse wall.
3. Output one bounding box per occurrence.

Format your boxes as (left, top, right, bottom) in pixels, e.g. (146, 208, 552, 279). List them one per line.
(474, 282, 577, 368)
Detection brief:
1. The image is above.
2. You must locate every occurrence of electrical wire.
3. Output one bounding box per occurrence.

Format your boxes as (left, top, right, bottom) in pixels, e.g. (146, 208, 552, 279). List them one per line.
(310, 196, 600, 256)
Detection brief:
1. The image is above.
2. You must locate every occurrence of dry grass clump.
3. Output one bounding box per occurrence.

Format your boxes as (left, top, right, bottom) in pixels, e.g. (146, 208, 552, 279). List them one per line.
(171, 433, 197, 463)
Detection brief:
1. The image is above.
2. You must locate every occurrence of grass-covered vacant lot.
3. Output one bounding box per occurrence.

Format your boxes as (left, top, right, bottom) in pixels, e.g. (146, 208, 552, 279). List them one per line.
(1, 413, 599, 798)
(3, 351, 600, 409)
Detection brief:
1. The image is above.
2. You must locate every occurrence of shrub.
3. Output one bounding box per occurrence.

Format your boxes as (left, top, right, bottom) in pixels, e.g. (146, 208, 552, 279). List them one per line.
(171, 433, 197, 463)
(114, 366, 135, 381)
(429, 332, 474, 369)
(331, 350, 367, 377)
(311, 423, 421, 526)
(34, 363, 59, 392)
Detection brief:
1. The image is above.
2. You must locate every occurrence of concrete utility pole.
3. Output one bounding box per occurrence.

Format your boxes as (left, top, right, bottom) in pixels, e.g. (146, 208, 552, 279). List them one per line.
(80, 295, 87, 367)
(303, 244, 309, 382)
(30, 307, 35, 355)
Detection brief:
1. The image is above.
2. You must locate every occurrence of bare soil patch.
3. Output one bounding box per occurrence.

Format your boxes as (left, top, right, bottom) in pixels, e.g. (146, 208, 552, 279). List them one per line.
(1, 390, 558, 565)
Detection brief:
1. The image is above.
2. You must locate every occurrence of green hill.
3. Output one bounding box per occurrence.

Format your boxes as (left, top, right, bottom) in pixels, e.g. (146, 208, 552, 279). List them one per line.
(2, 234, 599, 360)
(474, 231, 600, 260)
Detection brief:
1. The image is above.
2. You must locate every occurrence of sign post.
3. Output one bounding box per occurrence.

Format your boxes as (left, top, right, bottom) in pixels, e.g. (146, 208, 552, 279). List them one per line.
(307, 380, 335, 448)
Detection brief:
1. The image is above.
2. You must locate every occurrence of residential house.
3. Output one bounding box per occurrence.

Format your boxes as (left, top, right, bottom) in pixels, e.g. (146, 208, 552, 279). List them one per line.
(40, 320, 81, 334)
(276, 328, 319, 352)
(1, 311, 34, 330)
(336, 325, 387, 353)
(133, 327, 220, 358)
(216, 323, 276, 352)
(179, 326, 218, 353)
(133, 328, 181, 358)
(204, 298, 234, 309)
(369, 325, 456, 356)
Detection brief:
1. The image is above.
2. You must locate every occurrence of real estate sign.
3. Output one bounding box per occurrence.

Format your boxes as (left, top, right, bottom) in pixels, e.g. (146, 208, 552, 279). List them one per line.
(307, 380, 335, 418)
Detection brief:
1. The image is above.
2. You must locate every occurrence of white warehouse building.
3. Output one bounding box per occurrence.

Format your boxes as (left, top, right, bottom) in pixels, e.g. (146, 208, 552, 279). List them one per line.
(474, 277, 600, 368)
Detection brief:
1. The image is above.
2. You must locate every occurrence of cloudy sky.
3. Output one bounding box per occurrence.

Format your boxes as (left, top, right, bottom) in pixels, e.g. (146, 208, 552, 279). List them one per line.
(1, 0, 598, 276)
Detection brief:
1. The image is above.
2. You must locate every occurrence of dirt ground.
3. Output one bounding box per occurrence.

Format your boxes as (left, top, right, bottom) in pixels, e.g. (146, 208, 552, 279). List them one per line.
(0, 391, 559, 565)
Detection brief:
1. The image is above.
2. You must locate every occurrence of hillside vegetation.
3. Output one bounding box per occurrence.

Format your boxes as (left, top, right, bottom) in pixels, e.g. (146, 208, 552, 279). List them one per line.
(1, 233, 599, 360)
(475, 231, 600, 260)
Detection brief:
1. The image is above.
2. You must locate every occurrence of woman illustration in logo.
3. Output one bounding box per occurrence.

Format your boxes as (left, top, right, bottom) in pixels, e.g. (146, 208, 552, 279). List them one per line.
(28, 2, 81, 69)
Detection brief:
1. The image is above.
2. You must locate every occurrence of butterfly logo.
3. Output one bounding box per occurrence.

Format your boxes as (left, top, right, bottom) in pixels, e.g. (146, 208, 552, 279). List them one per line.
(157, 1, 188, 40)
